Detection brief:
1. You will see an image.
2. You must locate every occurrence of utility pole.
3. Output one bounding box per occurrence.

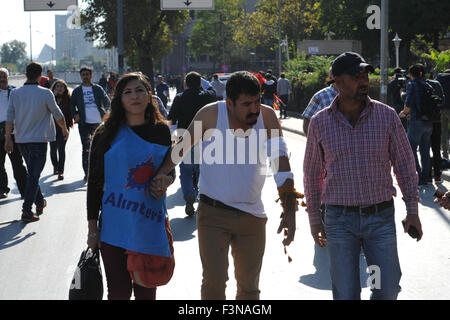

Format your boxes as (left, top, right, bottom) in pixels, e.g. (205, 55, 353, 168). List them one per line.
(117, 0, 124, 75)
(380, 0, 389, 103)
(277, 0, 282, 75)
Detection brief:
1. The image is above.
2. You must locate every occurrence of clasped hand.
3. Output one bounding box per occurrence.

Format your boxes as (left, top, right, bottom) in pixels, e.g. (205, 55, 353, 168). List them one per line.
(150, 174, 173, 199)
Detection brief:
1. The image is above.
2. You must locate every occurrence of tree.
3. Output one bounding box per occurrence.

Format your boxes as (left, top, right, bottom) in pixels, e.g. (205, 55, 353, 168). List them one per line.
(318, 0, 450, 66)
(188, 0, 244, 72)
(233, 0, 321, 53)
(81, 0, 188, 81)
(0, 40, 27, 65)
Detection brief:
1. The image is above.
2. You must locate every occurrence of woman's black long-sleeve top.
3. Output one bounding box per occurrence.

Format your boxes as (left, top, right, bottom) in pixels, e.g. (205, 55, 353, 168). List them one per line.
(87, 122, 175, 221)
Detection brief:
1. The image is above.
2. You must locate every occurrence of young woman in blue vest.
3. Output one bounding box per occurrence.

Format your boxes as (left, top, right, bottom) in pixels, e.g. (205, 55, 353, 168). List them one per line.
(86, 72, 175, 300)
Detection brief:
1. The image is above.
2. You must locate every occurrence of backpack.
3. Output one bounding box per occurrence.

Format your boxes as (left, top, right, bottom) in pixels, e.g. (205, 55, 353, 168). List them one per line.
(418, 81, 442, 121)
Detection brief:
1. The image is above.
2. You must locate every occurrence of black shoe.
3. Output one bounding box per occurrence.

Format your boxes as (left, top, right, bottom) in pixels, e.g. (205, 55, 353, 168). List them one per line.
(185, 195, 195, 216)
(58, 173, 64, 180)
(0, 193, 7, 199)
(21, 211, 39, 223)
(36, 199, 47, 216)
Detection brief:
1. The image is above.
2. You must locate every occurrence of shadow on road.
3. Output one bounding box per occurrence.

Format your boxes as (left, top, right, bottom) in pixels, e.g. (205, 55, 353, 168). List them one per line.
(166, 186, 186, 210)
(0, 221, 36, 251)
(170, 216, 197, 242)
(39, 174, 87, 197)
(299, 244, 369, 291)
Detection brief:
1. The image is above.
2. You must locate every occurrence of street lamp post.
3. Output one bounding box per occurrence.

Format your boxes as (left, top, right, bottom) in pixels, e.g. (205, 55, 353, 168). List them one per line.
(392, 33, 402, 68)
(379, 0, 389, 104)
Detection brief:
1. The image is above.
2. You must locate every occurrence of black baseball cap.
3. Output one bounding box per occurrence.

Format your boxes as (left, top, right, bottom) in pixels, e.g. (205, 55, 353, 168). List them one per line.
(331, 52, 374, 78)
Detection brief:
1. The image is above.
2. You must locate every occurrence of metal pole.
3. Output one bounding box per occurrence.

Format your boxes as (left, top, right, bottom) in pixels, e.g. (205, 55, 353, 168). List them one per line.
(277, 0, 282, 75)
(380, 0, 389, 103)
(29, 13, 32, 61)
(117, 0, 124, 75)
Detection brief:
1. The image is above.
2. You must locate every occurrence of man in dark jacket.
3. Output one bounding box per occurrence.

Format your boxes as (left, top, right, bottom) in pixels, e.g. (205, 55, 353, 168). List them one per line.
(70, 67, 110, 181)
(0, 68, 27, 199)
(168, 71, 216, 215)
(437, 69, 450, 158)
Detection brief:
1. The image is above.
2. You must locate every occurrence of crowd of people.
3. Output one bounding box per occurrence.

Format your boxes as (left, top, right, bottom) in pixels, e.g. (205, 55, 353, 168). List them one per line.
(1, 53, 450, 301)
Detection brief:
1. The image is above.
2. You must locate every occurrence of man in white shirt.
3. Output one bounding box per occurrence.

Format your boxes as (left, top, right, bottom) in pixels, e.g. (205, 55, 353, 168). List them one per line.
(151, 71, 299, 300)
(211, 74, 226, 100)
(70, 67, 110, 181)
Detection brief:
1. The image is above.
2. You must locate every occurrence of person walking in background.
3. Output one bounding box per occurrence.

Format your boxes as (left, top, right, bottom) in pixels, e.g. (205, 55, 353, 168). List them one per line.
(70, 67, 110, 181)
(86, 73, 175, 300)
(261, 70, 277, 108)
(388, 67, 408, 131)
(168, 71, 216, 216)
(437, 69, 450, 159)
(301, 69, 338, 136)
(50, 80, 73, 180)
(399, 64, 434, 186)
(427, 76, 445, 184)
(304, 52, 422, 300)
(4, 62, 69, 222)
(277, 73, 291, 119)
(45, 69, 58, 89)
(211, 74, 226, 100)
(156, 74, 170, 108)
(0, 67, 27, 199)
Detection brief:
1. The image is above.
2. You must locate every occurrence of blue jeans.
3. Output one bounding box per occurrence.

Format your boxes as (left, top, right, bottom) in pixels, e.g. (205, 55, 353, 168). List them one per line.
(179, 151, 199, 202)
(78, 123, 100, 177)
(263, 98, 273, 108)
(17, 143, 46, 213)
(324, 203, 402, 300)
(407, 120, 433, 184)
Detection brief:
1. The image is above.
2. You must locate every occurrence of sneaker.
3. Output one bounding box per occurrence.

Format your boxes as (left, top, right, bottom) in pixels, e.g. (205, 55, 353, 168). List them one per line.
(0, 193, 7, 199)
(36, 199, 47, 216)
(58, 173, 64, 181)
(21, 211, 39, 223)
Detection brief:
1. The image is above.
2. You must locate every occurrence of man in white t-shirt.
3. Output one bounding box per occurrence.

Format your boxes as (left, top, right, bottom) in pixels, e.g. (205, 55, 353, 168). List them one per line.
(70, 67, 110, 181)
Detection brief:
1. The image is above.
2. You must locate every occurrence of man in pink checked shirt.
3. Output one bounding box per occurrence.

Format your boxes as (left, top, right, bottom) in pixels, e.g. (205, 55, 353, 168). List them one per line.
(303, 52, 423, 300)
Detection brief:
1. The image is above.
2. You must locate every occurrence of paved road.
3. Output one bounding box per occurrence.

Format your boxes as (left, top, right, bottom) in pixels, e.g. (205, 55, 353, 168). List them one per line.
(1, 77, 449, 300)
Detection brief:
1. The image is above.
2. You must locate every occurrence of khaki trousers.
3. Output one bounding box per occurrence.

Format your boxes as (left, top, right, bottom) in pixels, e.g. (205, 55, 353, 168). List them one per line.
(197, 201, 267, 300)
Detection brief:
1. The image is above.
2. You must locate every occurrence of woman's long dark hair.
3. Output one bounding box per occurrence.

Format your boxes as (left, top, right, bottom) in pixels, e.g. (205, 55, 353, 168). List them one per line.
(92, 72, 165, 156)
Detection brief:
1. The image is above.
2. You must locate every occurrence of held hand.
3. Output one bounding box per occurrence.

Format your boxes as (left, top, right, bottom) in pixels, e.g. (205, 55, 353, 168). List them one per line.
(150, 174, 173, 199)
(277, 209, 296, 246)
(403, 214, 423, 241)
(310, 224, 327, 247)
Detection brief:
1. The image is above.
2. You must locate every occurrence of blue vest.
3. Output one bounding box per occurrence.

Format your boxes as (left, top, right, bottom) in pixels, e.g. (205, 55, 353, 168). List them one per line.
(100, 126, 171, 257)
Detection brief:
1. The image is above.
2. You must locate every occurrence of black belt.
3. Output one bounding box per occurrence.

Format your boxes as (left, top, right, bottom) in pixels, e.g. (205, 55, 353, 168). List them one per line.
(327, 199, 393, 215)
(199, 194, 244, 212)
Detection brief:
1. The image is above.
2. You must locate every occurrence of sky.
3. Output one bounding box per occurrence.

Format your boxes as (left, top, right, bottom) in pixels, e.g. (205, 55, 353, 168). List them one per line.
(0, 0, 85, 59)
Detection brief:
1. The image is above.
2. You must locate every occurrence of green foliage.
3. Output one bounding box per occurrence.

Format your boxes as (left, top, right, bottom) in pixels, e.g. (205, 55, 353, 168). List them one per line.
(188, 0, 244, 68)
(422, 49, 450, 73)
(0, 40, 27, 65)
(81, 0, 189, 77)
(284, 53, 333, 87)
